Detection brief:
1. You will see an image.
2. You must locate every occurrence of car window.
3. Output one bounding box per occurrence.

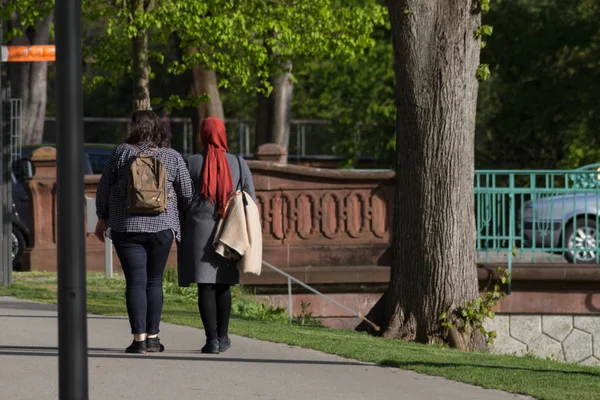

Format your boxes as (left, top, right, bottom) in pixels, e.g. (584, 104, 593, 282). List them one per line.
(88, 153, 110, 174)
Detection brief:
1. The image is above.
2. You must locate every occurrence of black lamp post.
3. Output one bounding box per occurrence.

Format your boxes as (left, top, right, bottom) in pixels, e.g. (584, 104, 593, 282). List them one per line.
(55, 0, 89, 398)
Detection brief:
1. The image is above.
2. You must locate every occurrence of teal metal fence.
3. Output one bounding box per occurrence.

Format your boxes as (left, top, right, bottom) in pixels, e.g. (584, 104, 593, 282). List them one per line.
(475, 165, 600, 284)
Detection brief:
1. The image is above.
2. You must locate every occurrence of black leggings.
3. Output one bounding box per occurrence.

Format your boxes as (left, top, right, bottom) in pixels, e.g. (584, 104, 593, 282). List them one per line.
(197, 284, 232, 340)
(112, 230, 173, 335)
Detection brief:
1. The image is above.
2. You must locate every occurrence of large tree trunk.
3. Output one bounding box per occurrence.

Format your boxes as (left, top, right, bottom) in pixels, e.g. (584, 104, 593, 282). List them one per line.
(189, 49, 224, 153)
(357, 0, 484, 350)
(255, 62, 293, 163)
(131, 0, 156, 111)
(8, 13, 53, 145)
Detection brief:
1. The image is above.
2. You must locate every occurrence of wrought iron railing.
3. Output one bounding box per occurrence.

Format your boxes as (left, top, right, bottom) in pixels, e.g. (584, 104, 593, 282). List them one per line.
(44, 117, 330, 158)
(475, 165, 600, 277)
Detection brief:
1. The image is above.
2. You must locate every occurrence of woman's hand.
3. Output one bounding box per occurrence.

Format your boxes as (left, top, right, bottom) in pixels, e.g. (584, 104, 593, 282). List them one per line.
(95, 219, 106, 243)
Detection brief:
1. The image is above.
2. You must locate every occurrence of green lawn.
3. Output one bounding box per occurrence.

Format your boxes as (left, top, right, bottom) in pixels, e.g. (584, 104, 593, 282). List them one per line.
(2, 272, 600, 400)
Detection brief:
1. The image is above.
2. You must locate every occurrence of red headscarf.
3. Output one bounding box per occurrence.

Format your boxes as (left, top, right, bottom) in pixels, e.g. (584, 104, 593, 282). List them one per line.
(200, 117, 233, 216)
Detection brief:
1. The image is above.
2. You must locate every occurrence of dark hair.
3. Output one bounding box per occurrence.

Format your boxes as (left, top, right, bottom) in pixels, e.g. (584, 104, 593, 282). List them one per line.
(125, 110, 170, 148)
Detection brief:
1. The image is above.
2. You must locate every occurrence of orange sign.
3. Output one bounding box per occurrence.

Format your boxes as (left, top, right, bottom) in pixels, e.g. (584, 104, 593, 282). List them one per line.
(1, 45, 56, 62)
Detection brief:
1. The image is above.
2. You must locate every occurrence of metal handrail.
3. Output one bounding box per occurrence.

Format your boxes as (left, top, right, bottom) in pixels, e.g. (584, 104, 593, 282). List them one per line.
(44, 116, 328, 124)
(261, 260, 380, 331)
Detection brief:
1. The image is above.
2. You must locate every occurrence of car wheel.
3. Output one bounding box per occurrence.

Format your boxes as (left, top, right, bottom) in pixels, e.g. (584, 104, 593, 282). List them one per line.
(12, 226, 26, 270)
(564, 217, 599, 264)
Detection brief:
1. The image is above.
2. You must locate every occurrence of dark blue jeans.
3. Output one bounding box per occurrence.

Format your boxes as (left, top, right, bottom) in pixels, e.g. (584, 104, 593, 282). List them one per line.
(112, 229, 174, 335)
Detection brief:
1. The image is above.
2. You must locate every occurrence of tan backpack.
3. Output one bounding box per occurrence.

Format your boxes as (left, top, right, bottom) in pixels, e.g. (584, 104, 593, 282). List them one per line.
(126, 146, 168, 214)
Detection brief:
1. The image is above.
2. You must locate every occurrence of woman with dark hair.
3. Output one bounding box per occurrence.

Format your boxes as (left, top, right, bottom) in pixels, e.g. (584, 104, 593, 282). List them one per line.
(178, 117, 256, 354)
(95, 109, 194, 354)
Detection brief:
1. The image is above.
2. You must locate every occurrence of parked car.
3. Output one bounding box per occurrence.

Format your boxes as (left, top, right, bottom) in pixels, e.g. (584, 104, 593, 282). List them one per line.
(19, 143, 115, 174)
(519, 168, 600, 264)
(11, 144, 115, 268)
(11, 197, 29, 270)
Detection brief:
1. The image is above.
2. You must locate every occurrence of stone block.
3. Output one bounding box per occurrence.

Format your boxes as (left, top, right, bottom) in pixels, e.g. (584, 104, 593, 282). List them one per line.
(510, 315, 542, 344)
(574, 316, 600, 335)
(579, 356, 600, 367)
(488, 336, 527, 356)
(483, 315, 510, 337)
(542, 315, 573, 342)
(528, 334, 564, 361)
(573, 316, 600, 357)
(563, 329, 593, 363)
(255, 143, 287, 163)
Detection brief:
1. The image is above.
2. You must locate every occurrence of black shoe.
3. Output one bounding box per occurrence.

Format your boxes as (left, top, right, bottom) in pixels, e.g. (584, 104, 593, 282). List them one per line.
(146, 337, 165, 353)
(201, 339, 220, 354)
(218, 336, 231, 353)
(126, 340, 147, 354)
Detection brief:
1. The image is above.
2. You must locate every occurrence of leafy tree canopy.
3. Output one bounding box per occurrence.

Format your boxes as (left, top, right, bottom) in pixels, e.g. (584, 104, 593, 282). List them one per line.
(477, 0, 600, 169)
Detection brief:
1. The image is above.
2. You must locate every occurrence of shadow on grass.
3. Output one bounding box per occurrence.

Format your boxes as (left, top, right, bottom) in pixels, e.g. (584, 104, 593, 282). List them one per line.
(379, 360, 600, 378)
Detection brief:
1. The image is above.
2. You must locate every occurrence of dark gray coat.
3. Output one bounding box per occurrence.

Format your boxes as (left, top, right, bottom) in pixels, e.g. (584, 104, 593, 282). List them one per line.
(177, 151, 256, 287)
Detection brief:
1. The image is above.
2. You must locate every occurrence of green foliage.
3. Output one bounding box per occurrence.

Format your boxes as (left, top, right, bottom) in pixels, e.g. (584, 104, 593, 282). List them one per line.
(476, 24, 494, 49)
(475, 25, 494, 39)
(476, 0, 600, 169)
(230, 289, 288, 323)
(294, 300, 322, 327)
(476, 64, 491, 81)
(78, 0, 386, 107)
(440, 267, 510, 345)
(475, 1, 494, 81)
(0, 0, 54, 40)
(292, 22, 396, 166)
(6, 0, 386, 113)
(162, 269, 287, 322)
(479, 0, 492, 13)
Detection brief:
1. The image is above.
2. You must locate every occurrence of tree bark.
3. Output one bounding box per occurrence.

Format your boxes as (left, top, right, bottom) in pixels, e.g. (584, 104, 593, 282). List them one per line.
(132, 30, 150, 109)
(131, 0, 156, 111)
(357, 0, 484, 350)
(270, 61, 293, 152)
(255, 62, 293, 163)
(189, 48, 224, 153)
(8, 12, 54, 145)
(255, 89, 273, 147)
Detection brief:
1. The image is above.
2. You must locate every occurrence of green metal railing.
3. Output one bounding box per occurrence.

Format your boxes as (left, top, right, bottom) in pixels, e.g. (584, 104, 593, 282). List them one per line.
(475, 164, 600, 290)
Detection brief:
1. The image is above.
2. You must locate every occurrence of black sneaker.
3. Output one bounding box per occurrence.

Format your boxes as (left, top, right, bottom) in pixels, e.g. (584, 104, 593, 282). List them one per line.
(146, 337, 165, 353)
(125, 340, 147, 354)
(201, 339, 220, 354)
(218, 336, 231, 353)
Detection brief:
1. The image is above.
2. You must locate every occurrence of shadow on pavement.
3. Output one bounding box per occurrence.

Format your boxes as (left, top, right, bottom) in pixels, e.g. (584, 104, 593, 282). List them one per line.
(0, 345, 365, 366)
(0, 300, 58, 311)
(0, 314, 126, 320)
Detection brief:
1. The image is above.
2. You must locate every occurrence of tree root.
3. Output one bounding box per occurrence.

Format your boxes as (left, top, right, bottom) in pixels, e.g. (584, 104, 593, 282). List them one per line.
(357, 290, 486, 351)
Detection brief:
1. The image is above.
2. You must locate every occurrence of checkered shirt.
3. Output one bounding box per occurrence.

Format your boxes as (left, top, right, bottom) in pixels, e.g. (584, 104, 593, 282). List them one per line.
(95, 142, 194, 242)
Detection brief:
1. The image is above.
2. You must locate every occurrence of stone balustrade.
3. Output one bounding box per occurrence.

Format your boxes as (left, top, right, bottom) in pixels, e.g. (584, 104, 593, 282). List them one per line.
(21, 145, 395, 280)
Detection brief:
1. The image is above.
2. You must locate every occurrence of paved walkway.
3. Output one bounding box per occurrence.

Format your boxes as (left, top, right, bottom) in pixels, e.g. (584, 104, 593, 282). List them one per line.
(0, 296, 532, 400)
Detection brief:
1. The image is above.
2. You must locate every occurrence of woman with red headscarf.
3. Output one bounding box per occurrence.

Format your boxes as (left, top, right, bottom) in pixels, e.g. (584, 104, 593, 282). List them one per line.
(178, 117, 256, 354)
